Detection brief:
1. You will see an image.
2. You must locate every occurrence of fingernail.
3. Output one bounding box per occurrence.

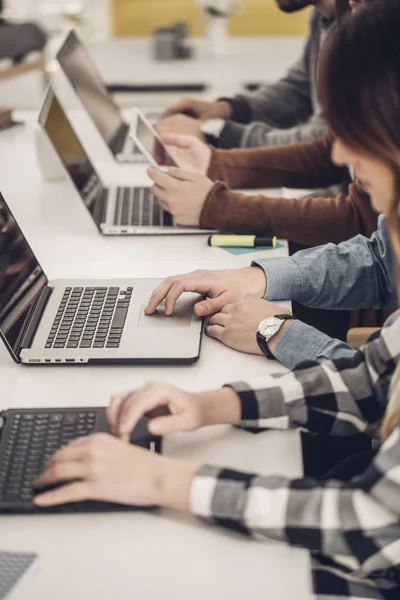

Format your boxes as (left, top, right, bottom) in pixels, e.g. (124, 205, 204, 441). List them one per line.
(150, 421, 160, 434)
(197, 305, 205, 315)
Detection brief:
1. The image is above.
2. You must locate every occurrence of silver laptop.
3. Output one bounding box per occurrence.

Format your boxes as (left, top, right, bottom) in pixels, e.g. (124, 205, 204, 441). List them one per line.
(0, 192, 203, 365)
(56, 29, 161, 163)
(39, 87, 211, 236)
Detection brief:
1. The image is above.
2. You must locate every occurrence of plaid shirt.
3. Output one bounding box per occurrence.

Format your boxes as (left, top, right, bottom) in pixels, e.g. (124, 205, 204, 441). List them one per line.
(190, 309, 400, 599)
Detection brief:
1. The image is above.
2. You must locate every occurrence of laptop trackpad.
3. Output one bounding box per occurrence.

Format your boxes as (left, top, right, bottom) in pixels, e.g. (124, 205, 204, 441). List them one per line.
(138, 303, 193, 328)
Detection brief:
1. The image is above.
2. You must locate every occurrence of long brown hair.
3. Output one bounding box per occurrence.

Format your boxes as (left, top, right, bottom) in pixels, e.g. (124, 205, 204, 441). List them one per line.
(319, 0, 400, 438)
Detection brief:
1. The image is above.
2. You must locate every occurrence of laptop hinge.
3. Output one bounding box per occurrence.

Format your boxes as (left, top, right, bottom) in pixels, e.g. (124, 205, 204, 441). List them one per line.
(14, 285, 53, 355)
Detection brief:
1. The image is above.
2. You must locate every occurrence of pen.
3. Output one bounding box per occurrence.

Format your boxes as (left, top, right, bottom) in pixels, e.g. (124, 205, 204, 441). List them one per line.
(207, 234, 277, 248)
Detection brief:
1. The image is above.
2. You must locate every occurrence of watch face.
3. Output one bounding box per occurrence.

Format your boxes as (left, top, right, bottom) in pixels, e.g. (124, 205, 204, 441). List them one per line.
(258, 317, 282, 340)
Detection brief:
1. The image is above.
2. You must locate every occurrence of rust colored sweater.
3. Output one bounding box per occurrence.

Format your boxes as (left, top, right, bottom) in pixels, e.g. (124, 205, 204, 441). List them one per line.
(201, 133, 378, 245)
(201, 133, 391, 330)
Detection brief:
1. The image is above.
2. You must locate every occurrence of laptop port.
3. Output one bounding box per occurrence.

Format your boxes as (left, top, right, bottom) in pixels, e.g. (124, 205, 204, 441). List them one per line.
(65, 359, 75, 363)
(45, 359, 51, 363)
(29, 359, 41, 363)
(55, 359, 61, 362)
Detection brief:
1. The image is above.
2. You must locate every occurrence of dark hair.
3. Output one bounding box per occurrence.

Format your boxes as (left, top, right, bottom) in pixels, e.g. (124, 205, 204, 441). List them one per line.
(319, 0, 400, 164)
(319, 0, 400, 438)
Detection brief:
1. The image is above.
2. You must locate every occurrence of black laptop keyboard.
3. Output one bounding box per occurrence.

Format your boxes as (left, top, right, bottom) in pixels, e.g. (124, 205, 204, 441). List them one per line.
(45, 286, 132, 350)
(113, 187, 166, 227)
(0, 410, 97, 504)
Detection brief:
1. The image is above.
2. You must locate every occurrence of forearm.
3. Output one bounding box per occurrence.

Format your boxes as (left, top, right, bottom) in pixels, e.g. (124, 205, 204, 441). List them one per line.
(190, 443, 400, 578)
(200, 183, 376, 246)
(207, 133, 348, 190)
(270, 318, 358, 370)
(255, 216, 397, 310)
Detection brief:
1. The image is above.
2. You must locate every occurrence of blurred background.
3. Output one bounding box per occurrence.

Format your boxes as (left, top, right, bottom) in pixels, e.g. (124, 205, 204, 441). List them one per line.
(0, 0, 309, 112)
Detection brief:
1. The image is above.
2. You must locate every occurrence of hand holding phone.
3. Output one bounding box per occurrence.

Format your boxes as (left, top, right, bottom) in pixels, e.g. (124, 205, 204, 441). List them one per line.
(130, 109, 181, 168)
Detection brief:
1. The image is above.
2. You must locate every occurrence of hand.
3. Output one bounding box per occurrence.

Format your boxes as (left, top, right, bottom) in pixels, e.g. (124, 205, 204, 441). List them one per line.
(156, 114, 205, 141)
(148, 167, 214, 226)
(160, 133, 212, 175)
(162, 98, 233, 120)
(107, 382, 241, 440)
(207, 295, 292, 354)
(33, 433, 198, 509)
(107, 382, 207, 441)
(145, 266, 267, 317)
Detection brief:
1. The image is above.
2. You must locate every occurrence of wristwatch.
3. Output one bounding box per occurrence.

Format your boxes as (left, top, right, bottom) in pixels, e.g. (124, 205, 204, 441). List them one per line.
(256, 314, 296, 358)
(200, 118, 226, 145)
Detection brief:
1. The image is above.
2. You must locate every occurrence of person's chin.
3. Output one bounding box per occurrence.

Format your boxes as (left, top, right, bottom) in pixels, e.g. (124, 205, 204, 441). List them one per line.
(370, 195, 387, 215)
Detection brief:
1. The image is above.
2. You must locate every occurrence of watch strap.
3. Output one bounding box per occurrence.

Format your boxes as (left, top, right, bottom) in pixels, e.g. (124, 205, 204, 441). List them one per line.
(257, 314, 296, 359)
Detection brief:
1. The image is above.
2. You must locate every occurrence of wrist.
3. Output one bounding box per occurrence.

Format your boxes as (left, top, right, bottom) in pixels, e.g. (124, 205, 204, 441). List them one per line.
(243, 266, 267, 297)
(267, 319, 293, 356)
(197, 387, 241, 427)
(156, 456, 199, 512)
(214, 100, 233, 120)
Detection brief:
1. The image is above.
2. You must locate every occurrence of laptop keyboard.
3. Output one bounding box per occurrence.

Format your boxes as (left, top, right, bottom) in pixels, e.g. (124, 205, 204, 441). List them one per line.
(0, 410, 97, 504)
(113, 187, 165, 227)
(45, 286, 132, 350)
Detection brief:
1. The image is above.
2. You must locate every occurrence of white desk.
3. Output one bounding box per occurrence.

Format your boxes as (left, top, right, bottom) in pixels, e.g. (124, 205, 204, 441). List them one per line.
(87, 36, 305, 102)
(0, 114, 312, 600)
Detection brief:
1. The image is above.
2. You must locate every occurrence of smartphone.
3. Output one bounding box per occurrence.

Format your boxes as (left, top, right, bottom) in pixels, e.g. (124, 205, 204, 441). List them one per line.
(130, 108, 181, 168)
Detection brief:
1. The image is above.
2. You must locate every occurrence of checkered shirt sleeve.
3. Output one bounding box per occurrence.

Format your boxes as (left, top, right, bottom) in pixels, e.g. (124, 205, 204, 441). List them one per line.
(190, 310, 400, 599)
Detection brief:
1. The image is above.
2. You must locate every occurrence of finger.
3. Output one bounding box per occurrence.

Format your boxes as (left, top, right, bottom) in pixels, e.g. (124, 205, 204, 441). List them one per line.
(145, 279, 176, 314)
(147, 414, 192, 435)
(147, 167, 177, 190)
(34, 481, 91, 507)
(160, 133, 196, 148)
(107, 390, 132, 434)
(44, 442, 87, 467)
(161, 99, 192, 118)
(208, 312, 228, 327)
(164, 167, 199, 183)
(33, 460, 87, 489)
(116, 387, 170, 439)
(205, 324, 225, 341)
(150, 185, 170, 210)
(220, 304, 233, 314)
(194, 292, 231, 317)
(164, 280, 193, 315)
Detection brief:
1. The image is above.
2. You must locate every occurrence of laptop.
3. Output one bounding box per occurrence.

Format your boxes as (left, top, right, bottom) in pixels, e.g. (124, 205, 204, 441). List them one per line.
(39, 86, 212, 236)
(0, 191, 203, 365)
(0, 406, 161, 513)
(56, 29, 160, 164)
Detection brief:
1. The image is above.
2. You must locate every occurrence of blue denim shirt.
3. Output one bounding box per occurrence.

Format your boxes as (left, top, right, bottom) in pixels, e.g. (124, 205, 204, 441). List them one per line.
(253, 215, 398, 369)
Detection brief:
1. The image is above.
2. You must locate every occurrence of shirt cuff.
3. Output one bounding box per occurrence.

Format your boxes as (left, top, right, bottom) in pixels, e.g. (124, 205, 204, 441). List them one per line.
(251, 258, 303, 302)
(273, 319, 336, 370)
(190, 464, 254, 524)
(218, 96, 252, 123)
(216, 121, 247, 149)
(224, 382, 289, 430)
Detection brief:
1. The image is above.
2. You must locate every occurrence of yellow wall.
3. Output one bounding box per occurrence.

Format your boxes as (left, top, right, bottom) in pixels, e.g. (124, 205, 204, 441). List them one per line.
(112, 0, 311, 37)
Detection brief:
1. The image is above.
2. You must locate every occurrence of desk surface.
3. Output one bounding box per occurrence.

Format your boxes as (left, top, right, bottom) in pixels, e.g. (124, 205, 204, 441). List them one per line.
(0, 114, 312, 600)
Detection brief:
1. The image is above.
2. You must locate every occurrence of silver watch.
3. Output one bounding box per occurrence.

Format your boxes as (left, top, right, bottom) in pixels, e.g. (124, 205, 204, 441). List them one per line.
(258, 316, 287, 342)
(256, 314, 295, 358)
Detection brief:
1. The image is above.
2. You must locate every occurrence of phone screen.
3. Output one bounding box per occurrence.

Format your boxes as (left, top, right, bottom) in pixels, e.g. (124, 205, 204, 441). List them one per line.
(136, 114, 178, 167)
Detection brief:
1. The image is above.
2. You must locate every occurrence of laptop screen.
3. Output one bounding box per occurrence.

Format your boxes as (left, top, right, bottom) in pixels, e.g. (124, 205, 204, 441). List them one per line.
(57, 30, 124, 150)
(0, 194, 46, 354)
(38, 88, 105, 228)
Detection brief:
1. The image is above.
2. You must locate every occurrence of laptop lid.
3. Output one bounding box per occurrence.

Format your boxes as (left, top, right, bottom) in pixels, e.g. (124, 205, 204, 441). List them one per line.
(38, 87, 107, 230)
(56, 30, 128, 155)
(0, 193, 47, 362)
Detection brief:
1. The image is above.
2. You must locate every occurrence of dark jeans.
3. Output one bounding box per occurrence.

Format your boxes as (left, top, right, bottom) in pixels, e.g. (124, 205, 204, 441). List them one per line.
(301, 432, 374, 478)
